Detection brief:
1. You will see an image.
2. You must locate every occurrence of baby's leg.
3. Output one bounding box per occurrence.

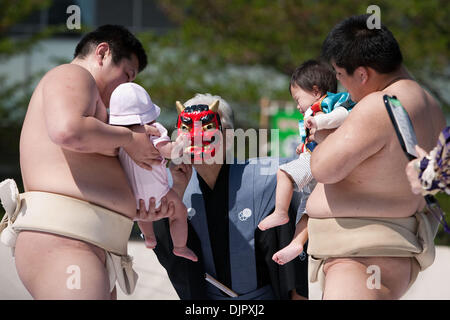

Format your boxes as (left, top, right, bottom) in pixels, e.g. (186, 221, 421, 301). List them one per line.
(258, 169, 294, 230)
(272, 214, 308, 265)
(137, 221, 157, 249)
(165, 189, 198, 262)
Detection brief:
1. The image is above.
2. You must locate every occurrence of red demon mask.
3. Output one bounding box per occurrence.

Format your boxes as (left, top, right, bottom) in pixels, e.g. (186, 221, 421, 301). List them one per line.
(176, 100, 222, 162)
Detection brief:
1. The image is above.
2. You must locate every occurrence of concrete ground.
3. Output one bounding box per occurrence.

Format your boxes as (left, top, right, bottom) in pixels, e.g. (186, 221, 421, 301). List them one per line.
(1, 241, 449, 300)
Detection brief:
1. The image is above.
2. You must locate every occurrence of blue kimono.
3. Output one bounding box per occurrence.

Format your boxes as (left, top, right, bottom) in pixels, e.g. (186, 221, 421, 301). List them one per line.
(153, 157, 309, 300)
(300, 91, 356, 152)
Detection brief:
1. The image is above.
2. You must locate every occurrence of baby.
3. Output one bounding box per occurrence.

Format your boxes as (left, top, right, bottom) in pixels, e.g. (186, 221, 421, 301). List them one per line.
(109, 82, 197, 262)
(258, 60, 355, 265)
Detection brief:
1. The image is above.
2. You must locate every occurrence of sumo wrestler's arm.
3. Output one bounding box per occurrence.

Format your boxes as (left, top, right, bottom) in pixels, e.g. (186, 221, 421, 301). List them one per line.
(311, 92, 390, 184)
(43, 65, 131, 152)
(42, 65, 160, 169)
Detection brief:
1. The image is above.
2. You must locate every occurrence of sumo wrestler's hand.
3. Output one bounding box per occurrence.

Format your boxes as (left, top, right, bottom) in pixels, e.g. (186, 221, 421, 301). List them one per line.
(310, 128, 336, 144)
(123, 124, 161, 170)
(135, 197, 175, 222)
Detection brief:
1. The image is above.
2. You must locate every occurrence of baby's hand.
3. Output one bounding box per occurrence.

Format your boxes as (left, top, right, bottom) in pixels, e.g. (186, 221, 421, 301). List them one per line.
(305, 116, 317, 130)
(171, 135, 187, 158)
(175, 134, 187, 147)
(296, 143, 304, 155)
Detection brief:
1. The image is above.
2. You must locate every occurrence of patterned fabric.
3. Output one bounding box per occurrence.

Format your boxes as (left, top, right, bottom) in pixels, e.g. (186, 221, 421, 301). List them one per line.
(279, 152, 314, 193)
(419, 126, 450, 195)
(299, 92, 356, 153)
(310, 92, 355, 115)
(310, 95, 327, 115)
(298, 119, 318, 153)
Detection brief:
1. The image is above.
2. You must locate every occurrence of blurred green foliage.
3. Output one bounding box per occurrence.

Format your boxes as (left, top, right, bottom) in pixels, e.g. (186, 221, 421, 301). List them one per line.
(435, 193, 450, 245)
(141, 0, 449, 115)
(0, 0, 50, 126)
(138, 1, 449, 247)
(0, 0, 448, 244)
(1, 0, 449, 126)
(0, 0, 52, 57)
(0, 0, 76, 126)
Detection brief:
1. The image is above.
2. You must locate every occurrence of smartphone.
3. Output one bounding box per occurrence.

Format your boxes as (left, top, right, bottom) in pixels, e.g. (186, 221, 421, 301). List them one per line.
(383, 94, 449, 233)
(383, 95, 418, 160)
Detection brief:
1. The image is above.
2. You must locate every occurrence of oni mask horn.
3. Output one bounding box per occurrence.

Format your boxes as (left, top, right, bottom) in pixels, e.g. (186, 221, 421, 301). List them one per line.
(209, 100, 219, 113)
(176, 101, 185, 114)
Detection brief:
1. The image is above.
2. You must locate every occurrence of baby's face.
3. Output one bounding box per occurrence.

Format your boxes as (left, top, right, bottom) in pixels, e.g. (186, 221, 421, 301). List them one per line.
(290, 84, 320, 114)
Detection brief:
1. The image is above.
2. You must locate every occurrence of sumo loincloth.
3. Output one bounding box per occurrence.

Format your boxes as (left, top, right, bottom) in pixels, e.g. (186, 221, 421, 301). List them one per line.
(0, 179, 138, 295)
(307, 208, 440, 292)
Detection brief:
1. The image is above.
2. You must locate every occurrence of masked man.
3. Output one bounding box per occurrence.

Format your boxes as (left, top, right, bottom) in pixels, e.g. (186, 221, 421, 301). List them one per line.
(152, 93, 309, 300)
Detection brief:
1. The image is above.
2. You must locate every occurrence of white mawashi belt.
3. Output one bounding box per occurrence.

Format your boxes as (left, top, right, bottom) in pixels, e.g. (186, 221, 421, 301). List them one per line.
(0, 179, 21, 252)
(0, 179, 138, 295)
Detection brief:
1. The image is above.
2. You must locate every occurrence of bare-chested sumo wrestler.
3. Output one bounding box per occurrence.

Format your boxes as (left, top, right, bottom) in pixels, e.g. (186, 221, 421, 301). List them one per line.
(306, 15, 446, 300)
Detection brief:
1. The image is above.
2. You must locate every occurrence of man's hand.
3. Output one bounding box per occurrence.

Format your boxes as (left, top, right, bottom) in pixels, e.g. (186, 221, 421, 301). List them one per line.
(310, 128, 335, 144)
(172, 134, 187, 158)
(405, 145, 429, 195)
(169, 162, 192, 198)
(135, 196, 175, 222)
(123, 125, 162, 170)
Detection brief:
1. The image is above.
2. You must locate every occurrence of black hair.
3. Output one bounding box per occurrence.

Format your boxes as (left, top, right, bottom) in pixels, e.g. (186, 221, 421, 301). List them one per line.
(321, 14, 403, 75)
(74, 25, 147, 72)
(289, 59, 337, 96)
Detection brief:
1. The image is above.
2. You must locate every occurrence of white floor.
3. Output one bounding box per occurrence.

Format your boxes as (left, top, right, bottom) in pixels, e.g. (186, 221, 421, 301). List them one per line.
(1, 241, 449, 300)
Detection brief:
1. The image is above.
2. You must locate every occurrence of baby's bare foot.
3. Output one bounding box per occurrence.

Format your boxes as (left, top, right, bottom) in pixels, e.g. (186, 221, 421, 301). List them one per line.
(145, 237, 157, 249)
(272, 244, 303, 265)
(173, 246, 198, 262)
(258, 210, 289, 231)
(141, 234, 157, 249)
